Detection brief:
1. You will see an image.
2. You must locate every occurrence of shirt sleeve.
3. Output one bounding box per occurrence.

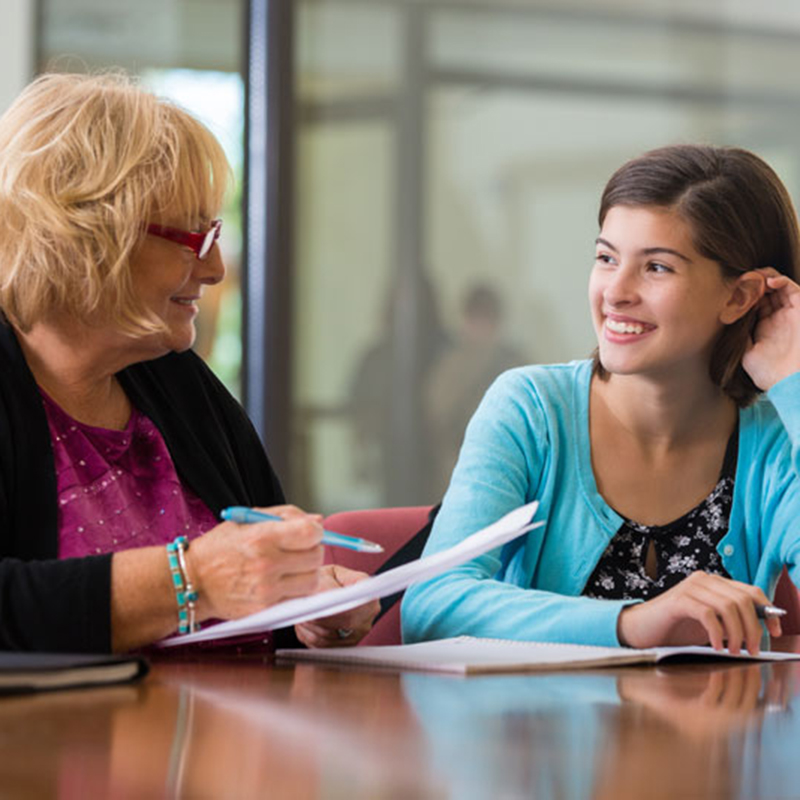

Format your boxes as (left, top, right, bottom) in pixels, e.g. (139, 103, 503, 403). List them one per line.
(767, 372, 800, 463)
(0, 554, 112, 652)
(402, 369, 631, 648)
(763, 373, 800, 587)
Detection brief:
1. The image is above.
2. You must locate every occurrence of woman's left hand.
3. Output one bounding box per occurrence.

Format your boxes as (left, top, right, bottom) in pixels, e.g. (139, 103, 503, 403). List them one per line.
(294, 565, 380, 648)
(742, 268, 800, 391)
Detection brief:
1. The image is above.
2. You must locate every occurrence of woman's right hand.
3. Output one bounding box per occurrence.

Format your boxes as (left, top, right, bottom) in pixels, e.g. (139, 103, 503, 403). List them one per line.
(185, 505, 325, 622)
(616, 571, 782, 655)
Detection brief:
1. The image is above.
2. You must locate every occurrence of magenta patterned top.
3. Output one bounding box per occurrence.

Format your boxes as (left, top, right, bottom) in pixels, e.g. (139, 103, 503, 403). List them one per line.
(40, 390, 219, 559)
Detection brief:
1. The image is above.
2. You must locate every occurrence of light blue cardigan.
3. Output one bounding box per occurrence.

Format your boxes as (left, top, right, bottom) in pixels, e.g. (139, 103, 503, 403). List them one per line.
(402, 360, 800, 647)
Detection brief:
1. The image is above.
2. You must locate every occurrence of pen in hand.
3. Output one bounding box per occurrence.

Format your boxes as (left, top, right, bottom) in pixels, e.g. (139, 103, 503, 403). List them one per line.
(756, 604, 787, 620)
(220, 506, 384, 554)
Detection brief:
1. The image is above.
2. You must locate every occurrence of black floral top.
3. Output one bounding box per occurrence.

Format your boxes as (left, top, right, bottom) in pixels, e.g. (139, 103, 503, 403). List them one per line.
(583, 427, 737, 601)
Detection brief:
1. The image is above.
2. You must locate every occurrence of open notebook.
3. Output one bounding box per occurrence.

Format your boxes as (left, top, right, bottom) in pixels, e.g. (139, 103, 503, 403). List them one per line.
(276, 636, 800, 675)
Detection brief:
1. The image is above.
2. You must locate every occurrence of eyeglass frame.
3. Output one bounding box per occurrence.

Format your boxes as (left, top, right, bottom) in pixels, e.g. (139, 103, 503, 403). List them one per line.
(146, 219, 222, 260)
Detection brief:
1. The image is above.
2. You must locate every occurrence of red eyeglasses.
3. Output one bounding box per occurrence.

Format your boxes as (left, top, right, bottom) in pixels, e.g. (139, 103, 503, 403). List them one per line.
(146, 219, 222, 260)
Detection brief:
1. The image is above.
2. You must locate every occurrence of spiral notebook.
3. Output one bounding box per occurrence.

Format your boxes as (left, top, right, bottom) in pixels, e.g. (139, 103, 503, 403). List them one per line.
(276, 636, 800, 675)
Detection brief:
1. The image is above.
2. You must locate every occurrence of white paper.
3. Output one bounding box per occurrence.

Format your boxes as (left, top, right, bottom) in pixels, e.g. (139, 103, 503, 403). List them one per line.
(159, 501, 541, 647)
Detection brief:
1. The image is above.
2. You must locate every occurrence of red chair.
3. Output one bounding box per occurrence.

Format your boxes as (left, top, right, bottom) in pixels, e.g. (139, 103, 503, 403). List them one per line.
(322, 506, 433, 646)
(772, 568, 800, 634)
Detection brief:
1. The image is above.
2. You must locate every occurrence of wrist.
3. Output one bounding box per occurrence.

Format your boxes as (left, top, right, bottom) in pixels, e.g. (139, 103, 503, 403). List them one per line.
(617, 607, 631, 647)
(616, 603, 642, 648)
(766, 366, 800, 392)
(182, 545, 212, 622)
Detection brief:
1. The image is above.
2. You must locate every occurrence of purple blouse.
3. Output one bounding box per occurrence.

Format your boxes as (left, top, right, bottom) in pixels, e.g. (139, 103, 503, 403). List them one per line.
(42, 390, 278, 652)
(40, 390, 218, 559)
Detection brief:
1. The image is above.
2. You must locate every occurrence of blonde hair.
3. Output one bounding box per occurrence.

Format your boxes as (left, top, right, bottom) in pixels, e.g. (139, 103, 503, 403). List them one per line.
(0, 71, 231, 333)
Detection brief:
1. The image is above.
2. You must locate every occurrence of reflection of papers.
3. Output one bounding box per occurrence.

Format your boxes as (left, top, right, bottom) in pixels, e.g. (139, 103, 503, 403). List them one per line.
(159, 501, 541, 648)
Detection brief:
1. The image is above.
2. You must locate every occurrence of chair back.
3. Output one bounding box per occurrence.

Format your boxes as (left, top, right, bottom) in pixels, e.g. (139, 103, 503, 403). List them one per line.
(323, 506, 433, 646)
(772, 568, 800, 635)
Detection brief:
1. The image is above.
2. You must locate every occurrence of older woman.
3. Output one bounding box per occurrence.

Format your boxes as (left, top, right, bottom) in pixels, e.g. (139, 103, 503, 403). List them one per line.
(0, 72, 377, 653)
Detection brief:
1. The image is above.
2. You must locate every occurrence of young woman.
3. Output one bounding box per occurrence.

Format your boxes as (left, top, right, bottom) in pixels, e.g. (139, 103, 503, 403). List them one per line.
(402, 145, 800, 655)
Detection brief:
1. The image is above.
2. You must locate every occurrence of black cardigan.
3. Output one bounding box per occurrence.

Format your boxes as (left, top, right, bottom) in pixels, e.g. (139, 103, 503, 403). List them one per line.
(0, 323, 285, 652)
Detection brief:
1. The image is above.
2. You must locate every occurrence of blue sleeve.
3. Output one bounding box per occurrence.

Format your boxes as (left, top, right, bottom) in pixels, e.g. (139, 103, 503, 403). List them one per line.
(763, 373, 800, 588)
(767, 372, 800, 466)
(402, 370, 630, 647)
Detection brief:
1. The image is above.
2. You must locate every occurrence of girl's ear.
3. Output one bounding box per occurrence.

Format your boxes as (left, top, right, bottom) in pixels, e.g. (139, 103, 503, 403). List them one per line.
(720, 270, 767, 325)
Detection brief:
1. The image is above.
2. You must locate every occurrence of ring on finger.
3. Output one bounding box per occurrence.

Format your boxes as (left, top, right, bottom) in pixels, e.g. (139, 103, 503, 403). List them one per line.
(336, 628, 354, 639)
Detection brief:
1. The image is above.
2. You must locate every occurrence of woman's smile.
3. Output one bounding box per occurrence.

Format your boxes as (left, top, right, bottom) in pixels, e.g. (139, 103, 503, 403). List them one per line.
(128, 229, 225, 356)
(170, 295, 201, 313)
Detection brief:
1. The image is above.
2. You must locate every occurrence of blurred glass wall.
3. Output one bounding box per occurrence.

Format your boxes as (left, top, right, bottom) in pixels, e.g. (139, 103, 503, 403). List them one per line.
(38, 0, 245, 397)
(36, 0, 800, 513)
(293, 0, 800, 511)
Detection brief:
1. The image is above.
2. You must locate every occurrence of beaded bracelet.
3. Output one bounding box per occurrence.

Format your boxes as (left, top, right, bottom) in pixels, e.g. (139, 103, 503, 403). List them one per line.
(166, 536, 199, 634)
(175, 536, 199, 634)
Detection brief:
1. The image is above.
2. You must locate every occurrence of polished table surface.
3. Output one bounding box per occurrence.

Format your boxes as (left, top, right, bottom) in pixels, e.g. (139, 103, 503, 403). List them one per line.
(4, 638, 800, 799)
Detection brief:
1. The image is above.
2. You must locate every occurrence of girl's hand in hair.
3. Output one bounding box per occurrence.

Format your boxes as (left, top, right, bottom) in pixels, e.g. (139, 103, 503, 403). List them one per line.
(616, 571, 781, 655)
(742, 267, 800, 390)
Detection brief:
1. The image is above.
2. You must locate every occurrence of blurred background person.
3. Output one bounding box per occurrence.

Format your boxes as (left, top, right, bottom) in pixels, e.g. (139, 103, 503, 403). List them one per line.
(425, 284, 525, 498)
(348, 272, 450, 505)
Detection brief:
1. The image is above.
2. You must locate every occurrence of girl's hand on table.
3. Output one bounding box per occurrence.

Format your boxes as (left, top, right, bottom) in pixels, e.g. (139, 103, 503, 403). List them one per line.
(617, 571, 781, 655)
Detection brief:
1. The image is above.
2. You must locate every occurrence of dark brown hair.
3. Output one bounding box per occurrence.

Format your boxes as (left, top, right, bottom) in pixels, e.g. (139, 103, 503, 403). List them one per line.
(594, 144, 800, 406)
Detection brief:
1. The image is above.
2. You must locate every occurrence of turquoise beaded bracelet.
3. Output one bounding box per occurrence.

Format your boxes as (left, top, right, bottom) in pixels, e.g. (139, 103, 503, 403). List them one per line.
(176, 536, 198, 634)
(166, 535, 198, 634)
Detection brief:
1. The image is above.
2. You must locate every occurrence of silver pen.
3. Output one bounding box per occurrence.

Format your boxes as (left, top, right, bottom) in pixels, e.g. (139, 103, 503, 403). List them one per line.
(756, 604, 787, 620)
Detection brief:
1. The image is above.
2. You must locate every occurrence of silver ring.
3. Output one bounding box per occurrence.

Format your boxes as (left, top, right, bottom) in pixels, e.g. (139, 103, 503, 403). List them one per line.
(336, 628, 354, 639)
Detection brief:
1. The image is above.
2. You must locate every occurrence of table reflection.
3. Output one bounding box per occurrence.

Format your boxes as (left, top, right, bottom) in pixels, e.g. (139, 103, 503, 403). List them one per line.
(596, 665, 794, 800)
(1, 653, 800, 799)
(0, 657, 440, 798)
(402, 661, 800, 800)
(147, 661, 440, 798)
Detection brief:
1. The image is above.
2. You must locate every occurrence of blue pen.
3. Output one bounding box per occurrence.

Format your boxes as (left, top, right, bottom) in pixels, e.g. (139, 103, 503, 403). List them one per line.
(220, 506, 384, 554)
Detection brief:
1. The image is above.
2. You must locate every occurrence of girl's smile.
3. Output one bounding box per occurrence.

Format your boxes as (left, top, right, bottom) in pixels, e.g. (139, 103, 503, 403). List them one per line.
(603, 312, 657, 340)
(590, 205, 735, 381)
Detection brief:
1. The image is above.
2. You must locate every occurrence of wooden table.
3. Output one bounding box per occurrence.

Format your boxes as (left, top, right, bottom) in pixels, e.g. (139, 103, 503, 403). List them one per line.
(3, 639, 800, 799)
